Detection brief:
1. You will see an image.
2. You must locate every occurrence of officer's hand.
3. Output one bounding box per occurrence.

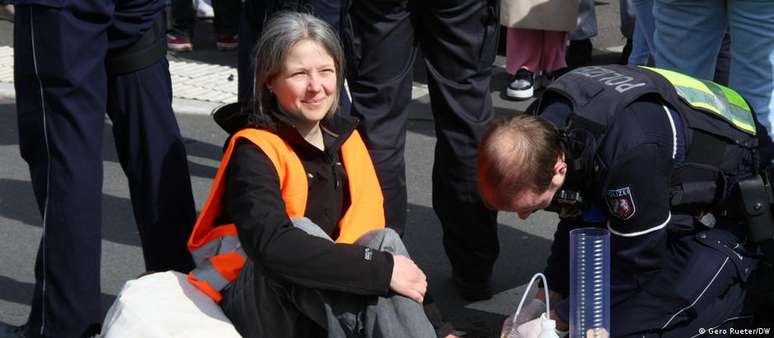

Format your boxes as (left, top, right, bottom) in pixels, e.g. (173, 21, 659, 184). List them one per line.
(535, 287, 563, 305)
(390, 255, 427, 303)
(501, 298, 547, 337)
(515, 316, 544, 338)
(550, 309, 569, 332)
(514, 298, 546, 326)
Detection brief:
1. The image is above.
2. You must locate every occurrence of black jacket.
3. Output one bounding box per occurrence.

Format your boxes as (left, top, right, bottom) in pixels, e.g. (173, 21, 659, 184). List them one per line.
(219, 109, 394, 296)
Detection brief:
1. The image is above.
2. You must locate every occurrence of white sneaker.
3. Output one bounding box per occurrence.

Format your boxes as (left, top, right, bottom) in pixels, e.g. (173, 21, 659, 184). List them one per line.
(506, 69, 535, 100)
(195, 0, 214, 19)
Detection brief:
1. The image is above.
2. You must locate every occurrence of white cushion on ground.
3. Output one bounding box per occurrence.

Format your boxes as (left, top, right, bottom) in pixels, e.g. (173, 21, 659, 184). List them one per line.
(101, 271, 241, 338)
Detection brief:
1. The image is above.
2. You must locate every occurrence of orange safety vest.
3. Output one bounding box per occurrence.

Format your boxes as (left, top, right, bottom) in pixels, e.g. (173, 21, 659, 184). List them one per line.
(187, 128, 385, 302)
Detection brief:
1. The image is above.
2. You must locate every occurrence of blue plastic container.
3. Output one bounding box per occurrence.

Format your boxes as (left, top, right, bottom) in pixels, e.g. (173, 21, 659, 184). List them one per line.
(569, 227, 610, 338)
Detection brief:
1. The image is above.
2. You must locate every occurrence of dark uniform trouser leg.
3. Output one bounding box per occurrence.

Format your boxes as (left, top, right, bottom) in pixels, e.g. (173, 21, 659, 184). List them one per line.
(236, 0, 261, 102)
(421, 0, 500, 284)
(347, 0, 500, 281)
(212, 0, 241, 36)
(169, 0, 195, 38)
(15, 5, 109, 337)
(347, 0, 414, 234)
(106, 59, 196, 273)
(611, 229, 756, 337)
(16, 5, 196, 337)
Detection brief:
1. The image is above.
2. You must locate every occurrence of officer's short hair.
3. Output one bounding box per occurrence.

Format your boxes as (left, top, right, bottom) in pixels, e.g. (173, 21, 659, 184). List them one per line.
(253, 11, 345, 118)
(478, 115, 562, 205)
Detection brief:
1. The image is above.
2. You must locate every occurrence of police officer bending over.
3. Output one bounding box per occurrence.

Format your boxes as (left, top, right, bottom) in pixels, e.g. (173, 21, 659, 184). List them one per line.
(478, 65, 774, 336)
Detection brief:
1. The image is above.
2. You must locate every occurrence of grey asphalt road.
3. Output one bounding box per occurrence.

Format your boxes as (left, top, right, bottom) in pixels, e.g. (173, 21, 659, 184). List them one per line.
(0, 2, 627, 336)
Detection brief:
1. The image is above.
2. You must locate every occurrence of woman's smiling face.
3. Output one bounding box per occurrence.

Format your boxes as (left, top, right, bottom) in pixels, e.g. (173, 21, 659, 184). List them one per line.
(269, 39, 337, 129)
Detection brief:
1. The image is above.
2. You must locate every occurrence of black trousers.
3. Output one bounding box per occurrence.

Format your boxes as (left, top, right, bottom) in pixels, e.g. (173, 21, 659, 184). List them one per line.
(345, 0, 500, 283)
(14, 5, 196, 337)
(221, 261, 330, 338)
(169, 0, 242, 38)
(610, 228, 759, 337)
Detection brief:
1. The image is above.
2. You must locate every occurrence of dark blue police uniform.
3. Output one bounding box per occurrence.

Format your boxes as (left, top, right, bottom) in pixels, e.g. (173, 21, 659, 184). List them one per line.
(13, 1, 196, 337)
(536, 66, 768, 336)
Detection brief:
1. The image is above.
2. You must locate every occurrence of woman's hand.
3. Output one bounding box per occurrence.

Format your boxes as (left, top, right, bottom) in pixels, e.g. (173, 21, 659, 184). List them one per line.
(389, 255, 427, 303)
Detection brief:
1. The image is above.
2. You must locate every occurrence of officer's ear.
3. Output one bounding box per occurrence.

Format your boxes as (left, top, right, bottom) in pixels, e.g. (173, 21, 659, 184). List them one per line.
(554, 153, 567, 176)
(550, 154, 568, 190)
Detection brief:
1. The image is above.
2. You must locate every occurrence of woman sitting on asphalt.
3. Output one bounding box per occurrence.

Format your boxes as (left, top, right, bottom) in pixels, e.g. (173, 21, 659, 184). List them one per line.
(186, 11, 438, 338)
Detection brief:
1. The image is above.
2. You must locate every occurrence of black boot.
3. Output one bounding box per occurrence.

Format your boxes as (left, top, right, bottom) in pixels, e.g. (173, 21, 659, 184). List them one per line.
(452, 272, 493, 301)
(619, 38, 633, 65)
(566, 38, 592, 70)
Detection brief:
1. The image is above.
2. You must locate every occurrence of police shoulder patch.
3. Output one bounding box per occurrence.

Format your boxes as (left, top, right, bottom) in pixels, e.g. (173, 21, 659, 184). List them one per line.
(606, 187, 636, 220)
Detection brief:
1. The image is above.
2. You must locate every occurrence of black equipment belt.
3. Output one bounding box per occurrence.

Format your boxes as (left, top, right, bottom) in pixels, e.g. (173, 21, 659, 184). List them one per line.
(106, 15, 166, 76)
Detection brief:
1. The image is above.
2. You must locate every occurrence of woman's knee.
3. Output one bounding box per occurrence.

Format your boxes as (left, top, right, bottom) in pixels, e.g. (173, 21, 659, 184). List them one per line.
(357, 228, 408, 255)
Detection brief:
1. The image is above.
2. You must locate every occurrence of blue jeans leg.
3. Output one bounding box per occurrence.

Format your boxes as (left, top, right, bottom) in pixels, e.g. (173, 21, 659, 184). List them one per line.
(653, 0, 725, 80)
(727, 1, 774, 135)
(628, 23, 650, 65)
(629, 0, 655, 65)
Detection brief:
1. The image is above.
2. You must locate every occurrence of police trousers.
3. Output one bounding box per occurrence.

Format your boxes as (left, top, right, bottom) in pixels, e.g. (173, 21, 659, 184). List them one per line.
(612, 228, 758, 337)
(344, 0, 500, 285)
(220, 219, 435, 338)
(14, 5, 196, 337)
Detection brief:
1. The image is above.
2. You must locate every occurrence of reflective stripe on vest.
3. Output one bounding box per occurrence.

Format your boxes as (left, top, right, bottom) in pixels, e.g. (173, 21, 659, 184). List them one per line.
(190, 228, 244, 264)
(187, 128, 385, 302)
(642, 66, 756, 135)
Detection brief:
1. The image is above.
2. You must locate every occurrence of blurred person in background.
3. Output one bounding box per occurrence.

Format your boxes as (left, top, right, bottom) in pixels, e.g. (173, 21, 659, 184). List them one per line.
(627, 0, 731, 87)
(653, 0, 774, 138)
(565, 0, 597, 70)
(167, 0, 242, 52)
(501, 0, 577, 100)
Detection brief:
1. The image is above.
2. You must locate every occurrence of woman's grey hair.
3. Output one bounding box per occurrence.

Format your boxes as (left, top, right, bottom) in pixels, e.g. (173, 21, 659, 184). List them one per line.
(253, 11, 345, 118)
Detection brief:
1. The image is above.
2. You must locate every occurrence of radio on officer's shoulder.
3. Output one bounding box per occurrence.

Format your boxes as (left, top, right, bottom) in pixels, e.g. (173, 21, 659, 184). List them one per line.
(546, 189, 585, 219)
